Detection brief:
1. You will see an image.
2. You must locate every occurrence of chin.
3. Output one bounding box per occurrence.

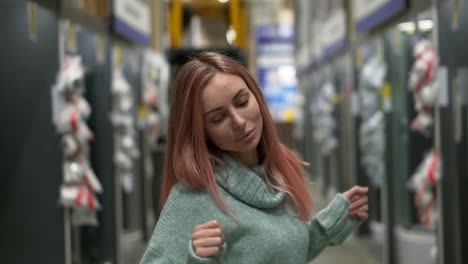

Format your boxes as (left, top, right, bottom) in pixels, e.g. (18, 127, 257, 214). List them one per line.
(244, 136, 261, 152)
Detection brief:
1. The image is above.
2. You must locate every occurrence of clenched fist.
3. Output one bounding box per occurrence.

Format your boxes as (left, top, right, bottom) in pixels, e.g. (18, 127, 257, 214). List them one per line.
(192, 220, 224, 258)
(342, 185, 369, 221)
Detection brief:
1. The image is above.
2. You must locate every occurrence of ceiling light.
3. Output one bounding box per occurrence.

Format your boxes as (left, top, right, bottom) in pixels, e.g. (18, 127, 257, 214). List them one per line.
(398, 20, 434, 33)
(226, 26, 237, 45)
(398, 22, 415, 33)
(418, 20, 434, 31)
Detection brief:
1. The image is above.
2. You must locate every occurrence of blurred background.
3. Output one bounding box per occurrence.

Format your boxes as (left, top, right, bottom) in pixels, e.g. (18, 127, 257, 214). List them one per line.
(0, 0, 467, 263)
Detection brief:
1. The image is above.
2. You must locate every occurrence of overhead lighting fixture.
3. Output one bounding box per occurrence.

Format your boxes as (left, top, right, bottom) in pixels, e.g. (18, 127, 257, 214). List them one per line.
(226, 26, 237, 45)
(398, 22, 416, 33)
(418, 20, 434, 31)
(398, 20, 433, 33)
(219, 0, 229, 3)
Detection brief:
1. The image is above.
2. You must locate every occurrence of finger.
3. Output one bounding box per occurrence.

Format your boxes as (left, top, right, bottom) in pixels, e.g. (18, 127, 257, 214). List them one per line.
(195, 220, 220, 231)
(349, 196, 368, 211)
(350, 203, 369, 214)
(350, 186, 368, 195)
(343, 186, 368, 200)
(357, 211, 368, 221)
(192, 228, 223, 240)
(194, 247, 220, 258)
(351, 204, 369, 215)
(192, 237, 223, 248)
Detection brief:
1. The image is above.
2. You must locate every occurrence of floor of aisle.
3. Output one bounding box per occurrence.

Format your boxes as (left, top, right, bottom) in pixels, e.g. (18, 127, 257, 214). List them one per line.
(310, 234, 378, 264)
(132, 182, 380, 264)
(308, 182, 379, 264)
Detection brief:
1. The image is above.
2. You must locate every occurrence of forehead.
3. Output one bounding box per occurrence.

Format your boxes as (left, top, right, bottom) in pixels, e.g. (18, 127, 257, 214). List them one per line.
(202, 73, 248, 109)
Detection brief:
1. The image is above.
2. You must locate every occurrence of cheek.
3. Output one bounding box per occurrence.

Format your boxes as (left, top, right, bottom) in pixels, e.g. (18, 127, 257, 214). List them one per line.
(206, 125, 229, 147)
(252, 101, 263, 123)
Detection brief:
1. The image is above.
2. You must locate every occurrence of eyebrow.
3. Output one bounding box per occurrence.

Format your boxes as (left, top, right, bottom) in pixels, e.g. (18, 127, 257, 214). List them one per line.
(204, 88, 247, 116)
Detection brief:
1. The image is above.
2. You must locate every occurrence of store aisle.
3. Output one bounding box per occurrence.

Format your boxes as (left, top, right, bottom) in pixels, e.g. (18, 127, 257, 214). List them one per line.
(308, 182, 378, 264)
(310, 234, 378, 264)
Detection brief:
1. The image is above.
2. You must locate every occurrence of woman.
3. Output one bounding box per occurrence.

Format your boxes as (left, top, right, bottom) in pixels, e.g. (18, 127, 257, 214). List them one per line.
(141, 52, 368, 264)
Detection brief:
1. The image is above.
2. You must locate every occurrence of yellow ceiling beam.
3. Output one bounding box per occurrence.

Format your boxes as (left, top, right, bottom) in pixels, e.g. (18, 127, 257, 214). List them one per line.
(167, 0, 249, 48)
(182, 0, 226, 8)
(192, 8, 227, 20)
(169, 0, 183, 47)
(229, 0, 240, 47)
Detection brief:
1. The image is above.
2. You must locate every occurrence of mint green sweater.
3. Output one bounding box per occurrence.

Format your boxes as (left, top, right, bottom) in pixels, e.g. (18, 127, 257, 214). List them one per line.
(141, 155, 360, 263)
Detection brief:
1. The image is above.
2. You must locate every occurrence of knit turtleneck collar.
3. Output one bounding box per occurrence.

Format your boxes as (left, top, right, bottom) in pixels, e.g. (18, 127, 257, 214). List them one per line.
(214, 154, 285, 209)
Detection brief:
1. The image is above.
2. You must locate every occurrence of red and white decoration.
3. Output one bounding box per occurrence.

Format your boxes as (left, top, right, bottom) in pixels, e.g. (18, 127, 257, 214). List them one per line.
(53, 56, 102, 226)
(111, 68, 139, 193)
(408, 149, 441, 228)
(408, 39, 439, 135)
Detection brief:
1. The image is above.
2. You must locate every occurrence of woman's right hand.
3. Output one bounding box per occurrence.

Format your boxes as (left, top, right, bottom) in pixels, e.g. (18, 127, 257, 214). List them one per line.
(192, 220, 224, 258)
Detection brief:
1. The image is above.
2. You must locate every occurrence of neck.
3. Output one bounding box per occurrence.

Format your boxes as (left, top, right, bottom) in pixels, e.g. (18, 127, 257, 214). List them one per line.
(226, 149, 259, 167)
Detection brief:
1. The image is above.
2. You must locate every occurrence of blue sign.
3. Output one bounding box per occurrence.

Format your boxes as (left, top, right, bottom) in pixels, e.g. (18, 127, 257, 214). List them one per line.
(113, 19, 150, 45)
(355, 0, 407, 32)
(255, 24, 300, 122)
(255, 24, 294, 44)
(112, 0, 151, 45)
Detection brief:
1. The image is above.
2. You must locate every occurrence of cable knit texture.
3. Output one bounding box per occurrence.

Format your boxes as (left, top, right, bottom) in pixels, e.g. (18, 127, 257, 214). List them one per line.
(140, 155, 361, 264)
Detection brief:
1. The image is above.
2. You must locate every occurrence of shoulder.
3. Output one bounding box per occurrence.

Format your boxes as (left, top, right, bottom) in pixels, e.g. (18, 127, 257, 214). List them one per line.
(157, 183, 219, 230)
(165, 183, 214, 210)
(146, 183, 219, 260)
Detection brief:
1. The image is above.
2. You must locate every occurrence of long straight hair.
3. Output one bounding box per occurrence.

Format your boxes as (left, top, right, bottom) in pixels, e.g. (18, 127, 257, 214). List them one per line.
(161, 52, 313, 220)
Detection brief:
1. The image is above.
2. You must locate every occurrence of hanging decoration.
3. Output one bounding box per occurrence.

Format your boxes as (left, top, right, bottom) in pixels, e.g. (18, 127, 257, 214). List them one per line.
(358, 52, 387, 186)
(408, 39, 439, 135)
(141, 80, 161, 145)
(310, 80, 338, 155)
(53, 55, 102, 226)
(111, 67, 140, 193)
(407, 148, 441, 228)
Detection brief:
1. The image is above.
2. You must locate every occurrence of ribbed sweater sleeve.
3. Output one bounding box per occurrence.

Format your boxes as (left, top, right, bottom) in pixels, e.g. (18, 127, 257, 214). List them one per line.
(140, 247, 175, 264)
(306, 193, 361, 261)
(140, 184, 221, 264)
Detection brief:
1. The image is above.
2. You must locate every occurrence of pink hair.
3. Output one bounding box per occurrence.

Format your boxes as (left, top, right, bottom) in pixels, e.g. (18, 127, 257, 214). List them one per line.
(161, 52, 314, 220)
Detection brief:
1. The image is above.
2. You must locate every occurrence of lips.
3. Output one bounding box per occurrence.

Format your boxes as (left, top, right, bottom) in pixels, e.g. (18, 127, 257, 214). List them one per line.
(236, 128, 255, 141)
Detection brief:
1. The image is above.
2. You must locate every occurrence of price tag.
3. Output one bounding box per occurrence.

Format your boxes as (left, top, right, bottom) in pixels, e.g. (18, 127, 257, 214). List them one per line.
(283, 108, 296, 123)
(332, 94, 342, 104)
(381, 82, 393, 112)
(27, 2, 37, 42)
(138, 105, 148, 119)
(151, 66, 159, 81)
(437, 67, 449, 107)
(96, 35, 106, 64)
(355, 48, 363, 69)
(66, 22, 77, 53)
(114, 45, 123, 67)
(452, 0, 460, 30)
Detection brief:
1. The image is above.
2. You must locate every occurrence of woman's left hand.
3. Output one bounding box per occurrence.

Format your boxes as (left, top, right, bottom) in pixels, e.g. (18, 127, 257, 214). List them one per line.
(342, 185, 369, 221)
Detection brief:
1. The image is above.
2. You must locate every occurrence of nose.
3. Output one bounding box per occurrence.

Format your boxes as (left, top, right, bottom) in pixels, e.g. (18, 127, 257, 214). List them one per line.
(230, 109, 246, 131)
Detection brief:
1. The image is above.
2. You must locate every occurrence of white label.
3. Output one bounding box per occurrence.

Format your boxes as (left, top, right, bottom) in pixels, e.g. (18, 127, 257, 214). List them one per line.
(114, 0, 150, 36)
(438, 66, 449, 107)
(383, 97, 392, 112)
(352, 91, 360, 117)
(354, 0, 389, 21)
(321, 9, 346, 49)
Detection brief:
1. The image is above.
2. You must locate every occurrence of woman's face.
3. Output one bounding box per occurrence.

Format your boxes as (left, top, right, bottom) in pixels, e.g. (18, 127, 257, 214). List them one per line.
(202, 73, 263, 166)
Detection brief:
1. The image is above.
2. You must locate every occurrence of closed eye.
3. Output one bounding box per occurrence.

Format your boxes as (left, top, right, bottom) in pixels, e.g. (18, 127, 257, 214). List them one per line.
(238, 100, 248, 107)
(210, 113, 225, 123)
(236, 95, 249, 107)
